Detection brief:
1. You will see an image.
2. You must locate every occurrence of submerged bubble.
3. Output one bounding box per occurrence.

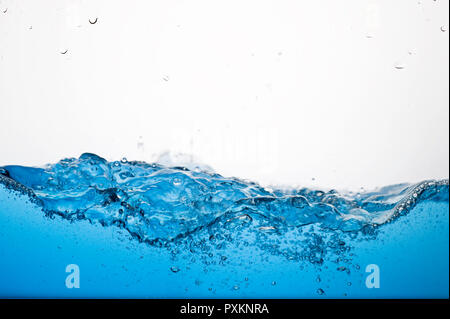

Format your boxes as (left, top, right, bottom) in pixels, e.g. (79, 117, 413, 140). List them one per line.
(172, 177, 182, 186)
(317, 288, 325, 295)
(170, 266, 180, 273)
(232, 285, 240, 290)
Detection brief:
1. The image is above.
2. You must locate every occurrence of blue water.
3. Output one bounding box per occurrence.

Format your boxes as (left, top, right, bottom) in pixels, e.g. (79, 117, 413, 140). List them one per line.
(0, 153, 448, 298)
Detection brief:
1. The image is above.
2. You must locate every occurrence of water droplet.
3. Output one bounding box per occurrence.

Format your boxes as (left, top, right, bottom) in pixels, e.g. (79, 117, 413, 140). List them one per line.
(233, 285, 240, 290)
(162, 75, 170, 81)
(113, 161, 121, 167)
(60, 49, 68, 55)
(441, 26, 447, 32)
(173, 177, 182, 186)
(271, 281, 277, 286)
(170, 266, 180, 273)
(2, 8, 7, 14)
(120, 157, 128, 164)
(89, 17, 98, 25)
(347, 282, 352, 286)
(317, 288, 325, 295)
(394, 64, 405, 70)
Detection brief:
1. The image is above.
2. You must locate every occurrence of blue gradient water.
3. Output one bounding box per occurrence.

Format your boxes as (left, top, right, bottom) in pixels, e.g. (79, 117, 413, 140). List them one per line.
(0, 153, 448, 298)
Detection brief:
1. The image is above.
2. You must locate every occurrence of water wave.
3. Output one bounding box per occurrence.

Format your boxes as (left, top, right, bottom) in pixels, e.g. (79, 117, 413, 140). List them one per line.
(0, 153, 448, 266)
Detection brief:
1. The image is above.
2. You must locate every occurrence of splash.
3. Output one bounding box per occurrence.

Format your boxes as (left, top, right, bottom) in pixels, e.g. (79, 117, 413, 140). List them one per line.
(0, 153, 448, 297)
(1, 154, 448, 252)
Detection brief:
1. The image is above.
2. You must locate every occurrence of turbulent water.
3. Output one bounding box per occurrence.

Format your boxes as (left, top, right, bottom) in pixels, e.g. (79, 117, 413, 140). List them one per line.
(0, 153, 448, 298)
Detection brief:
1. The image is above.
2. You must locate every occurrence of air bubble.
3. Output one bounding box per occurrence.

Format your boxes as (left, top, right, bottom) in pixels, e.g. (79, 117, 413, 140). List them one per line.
(170, 266, 180, 273)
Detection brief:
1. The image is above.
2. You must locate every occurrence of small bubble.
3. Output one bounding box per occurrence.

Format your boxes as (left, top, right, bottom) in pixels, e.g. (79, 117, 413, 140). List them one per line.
(233, 285, 240, 290)
(170, 266, 180, 273)
(441, 26, 447, 32)
(394, 64, 405, 70)
(120, 157, 128, 163)
(113, 161, 121, 167)
(244, 277, 249, 281)
(271, 281, 277, 286)
(60, 49, 68, 55)
(347, 282, 352, 286)
(162, 75, 170, 81)
(317, 288, 325, 295)
(173, 177, 182, 186)
(89, 17, 98, 25)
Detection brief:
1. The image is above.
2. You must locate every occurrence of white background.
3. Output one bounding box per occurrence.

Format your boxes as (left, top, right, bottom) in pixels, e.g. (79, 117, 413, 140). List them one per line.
(0, 0, 448, 190)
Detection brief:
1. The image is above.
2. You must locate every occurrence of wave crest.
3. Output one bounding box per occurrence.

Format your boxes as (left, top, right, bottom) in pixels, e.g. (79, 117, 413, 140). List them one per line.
(1, 153, 447, 246)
